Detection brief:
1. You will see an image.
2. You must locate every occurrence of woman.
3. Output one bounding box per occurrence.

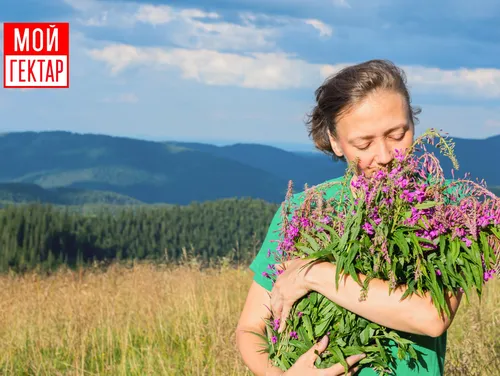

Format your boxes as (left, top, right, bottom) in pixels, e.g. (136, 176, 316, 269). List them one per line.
(235, 59, 462, 375)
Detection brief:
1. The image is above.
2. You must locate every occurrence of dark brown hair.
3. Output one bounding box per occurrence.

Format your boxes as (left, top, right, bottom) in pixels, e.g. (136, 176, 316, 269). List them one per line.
(306, 59, 421, 161)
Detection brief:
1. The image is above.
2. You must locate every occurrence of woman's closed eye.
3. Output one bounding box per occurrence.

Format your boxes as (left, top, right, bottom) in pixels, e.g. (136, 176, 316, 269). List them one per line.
(355, 143, 370, 151)
(390, 132, 406, 141)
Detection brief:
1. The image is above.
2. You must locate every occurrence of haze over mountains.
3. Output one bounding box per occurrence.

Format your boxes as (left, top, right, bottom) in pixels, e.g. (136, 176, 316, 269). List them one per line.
(0, 131, 498, 205)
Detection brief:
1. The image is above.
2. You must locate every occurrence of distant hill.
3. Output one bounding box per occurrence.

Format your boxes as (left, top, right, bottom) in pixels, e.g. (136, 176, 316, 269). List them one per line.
(0, 131, 293, 205)
(0, 182, 143, 206)
(169, 141, 346, 190)
(171, 135, 500, 189)
(0, 130, 498, 205)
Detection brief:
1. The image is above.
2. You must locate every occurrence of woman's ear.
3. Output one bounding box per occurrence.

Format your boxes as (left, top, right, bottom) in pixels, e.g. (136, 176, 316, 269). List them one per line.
(327, 130, 344, 158)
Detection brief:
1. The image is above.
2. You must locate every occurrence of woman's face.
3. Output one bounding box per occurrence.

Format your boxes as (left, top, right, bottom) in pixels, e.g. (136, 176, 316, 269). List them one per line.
(328, 89, 415, 177)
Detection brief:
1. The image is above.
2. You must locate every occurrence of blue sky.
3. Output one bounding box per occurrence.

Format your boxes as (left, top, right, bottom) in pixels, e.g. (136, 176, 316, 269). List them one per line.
(1, 0, 500, 151)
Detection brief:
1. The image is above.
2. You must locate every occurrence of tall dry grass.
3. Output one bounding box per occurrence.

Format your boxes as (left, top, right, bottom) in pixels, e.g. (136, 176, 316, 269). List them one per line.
(0, 263, 498, 375)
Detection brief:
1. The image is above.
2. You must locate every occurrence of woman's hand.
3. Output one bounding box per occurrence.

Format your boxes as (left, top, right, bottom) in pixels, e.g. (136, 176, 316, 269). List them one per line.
(278, 336, 365, 376)
(270, 258, 324, 333)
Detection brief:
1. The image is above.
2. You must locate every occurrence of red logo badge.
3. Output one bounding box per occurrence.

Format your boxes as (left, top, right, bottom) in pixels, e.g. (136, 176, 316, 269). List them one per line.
(3, 22, 70, 89)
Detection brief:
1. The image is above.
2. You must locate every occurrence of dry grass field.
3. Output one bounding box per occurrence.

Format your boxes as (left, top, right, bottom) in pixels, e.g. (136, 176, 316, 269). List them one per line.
(0, 262, 498, 375)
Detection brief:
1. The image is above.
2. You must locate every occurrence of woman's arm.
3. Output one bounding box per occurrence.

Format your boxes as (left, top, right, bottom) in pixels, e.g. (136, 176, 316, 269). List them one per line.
(236, 280, 367, 376)
(236, 281, 283, 376)
(271, 259, 463, 337)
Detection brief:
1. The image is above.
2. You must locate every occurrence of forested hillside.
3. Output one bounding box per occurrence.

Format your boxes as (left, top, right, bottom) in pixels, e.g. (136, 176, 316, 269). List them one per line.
(0, 198, 279, 273)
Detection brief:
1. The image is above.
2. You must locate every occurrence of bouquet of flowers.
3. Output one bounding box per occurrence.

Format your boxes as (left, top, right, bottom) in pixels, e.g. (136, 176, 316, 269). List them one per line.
(258, 129, 499, 375)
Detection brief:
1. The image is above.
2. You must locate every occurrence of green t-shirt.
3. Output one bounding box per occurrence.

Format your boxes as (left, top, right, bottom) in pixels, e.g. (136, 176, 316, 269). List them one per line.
(249, 176, 447, 376)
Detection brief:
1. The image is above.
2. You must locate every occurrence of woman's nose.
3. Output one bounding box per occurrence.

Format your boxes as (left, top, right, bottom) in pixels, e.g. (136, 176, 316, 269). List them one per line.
(375, 140, 393, 166)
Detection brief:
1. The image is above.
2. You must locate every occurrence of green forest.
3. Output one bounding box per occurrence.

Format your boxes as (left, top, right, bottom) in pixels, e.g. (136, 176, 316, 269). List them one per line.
(0, 199, 279, 273)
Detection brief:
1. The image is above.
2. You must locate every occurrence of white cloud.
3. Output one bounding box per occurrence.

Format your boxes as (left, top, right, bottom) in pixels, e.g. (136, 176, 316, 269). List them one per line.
(87, 42, 500, 98)
(177, 9, 220, 20)
(322, 64, 500, 98)
(64, 0, 137, 28)
(63, 0, 500, 100)
(134, 4, 220, 25)
(88, 44, 333, 89)
(416, 104, 500, 139)
(403, 65, 500, 98)
(133, 5, 278, 51)
(304, 19, 333, 37)
(134, 5, 175, 25)
(181, 19, 276, 51)
(80, 11, 108, 26)
(64, 1, 333, 52)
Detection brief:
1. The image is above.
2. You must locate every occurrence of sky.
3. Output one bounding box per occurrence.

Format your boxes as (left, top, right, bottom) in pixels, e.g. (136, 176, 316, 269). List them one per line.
(1, 0, 500, 151)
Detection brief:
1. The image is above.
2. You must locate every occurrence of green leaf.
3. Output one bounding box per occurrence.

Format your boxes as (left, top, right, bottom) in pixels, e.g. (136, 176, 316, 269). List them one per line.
(490, 226, 500, 239)
(316, 231, 330, 245)
(348, 263, 362, 286)
(301, 231, 320, 252)
(435, 260, 450, 286)
(331, 345, 348, 369)
(439, 236, 446, 254)
(415, 201, 437, 209)
(428, 261, 449, 317)
(480, 232, 491, 268)
(302, 315, 314, 341)
(335, 250, 345, 289)
(289, 340, 311, 352)
(297, 327, 313, 348)
(314, 317, 332, 337)
(409, 233, 423, 256)
(312, 220, 340, 241)
(296, 245, 315, 255)
(393, 230, 409, 258)
(359, 326, 371, 345)
(346, 242, 359, 267)
(375, 337, 388, 364)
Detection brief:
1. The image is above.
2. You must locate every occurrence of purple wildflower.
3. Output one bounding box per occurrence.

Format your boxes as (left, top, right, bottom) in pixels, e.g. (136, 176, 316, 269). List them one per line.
(394, 148, 405, 162)
(373, 169, 386, 180)
(362, 222, 374, 235)
(273, 319, 280, 331)
(484, 270, 495, 282)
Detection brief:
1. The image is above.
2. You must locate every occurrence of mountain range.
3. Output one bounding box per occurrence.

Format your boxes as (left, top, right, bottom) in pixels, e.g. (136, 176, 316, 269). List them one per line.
(0, 130, 498, 205)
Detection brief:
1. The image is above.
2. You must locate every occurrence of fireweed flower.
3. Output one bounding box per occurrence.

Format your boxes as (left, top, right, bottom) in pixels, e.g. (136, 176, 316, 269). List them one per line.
(362, 222, 374, 235)
(273, 319, 280, 331)
(261, 130, 500, 376)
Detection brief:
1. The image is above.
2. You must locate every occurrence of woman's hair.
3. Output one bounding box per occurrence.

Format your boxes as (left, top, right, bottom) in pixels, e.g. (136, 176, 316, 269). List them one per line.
(306, 59, 421, 161)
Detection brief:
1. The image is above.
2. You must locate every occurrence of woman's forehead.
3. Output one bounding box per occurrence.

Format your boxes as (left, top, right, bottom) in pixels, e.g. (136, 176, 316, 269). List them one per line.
(336, 91, 410, 136)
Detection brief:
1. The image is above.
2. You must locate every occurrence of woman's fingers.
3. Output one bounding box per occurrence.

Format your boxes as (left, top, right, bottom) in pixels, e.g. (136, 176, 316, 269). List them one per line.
(317, 366, 360, 376)
(270, 290, 283, 320)
(317, 354, 366, 376)
(305, 335, 329, 364)
(278, 303, 292, 333)
(343, 354, 366, 370)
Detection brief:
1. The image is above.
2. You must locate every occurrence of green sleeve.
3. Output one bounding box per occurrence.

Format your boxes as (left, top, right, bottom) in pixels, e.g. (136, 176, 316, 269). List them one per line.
(443, 178, 471, 202)
(249, 206, 283, 292)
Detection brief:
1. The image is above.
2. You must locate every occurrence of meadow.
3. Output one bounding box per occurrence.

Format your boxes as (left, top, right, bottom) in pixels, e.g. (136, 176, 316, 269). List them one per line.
(0, 261, 498, 376)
